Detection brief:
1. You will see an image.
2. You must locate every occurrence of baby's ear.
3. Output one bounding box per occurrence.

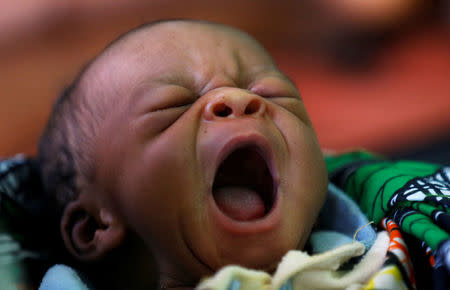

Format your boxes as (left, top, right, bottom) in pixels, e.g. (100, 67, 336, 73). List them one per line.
(61, 199, 125, 261)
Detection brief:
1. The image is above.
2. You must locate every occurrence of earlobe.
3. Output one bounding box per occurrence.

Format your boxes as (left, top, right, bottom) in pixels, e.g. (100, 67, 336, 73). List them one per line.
(61, 199, 125, 261)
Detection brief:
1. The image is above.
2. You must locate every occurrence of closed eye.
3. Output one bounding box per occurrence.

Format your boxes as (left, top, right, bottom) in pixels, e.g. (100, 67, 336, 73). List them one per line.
(152, 104, 192, 132)
(134, 103, 192, 137)
(265, 95, 300, 109)
(150, 96, 195, 111)
(263, 95, 300, 103)
(265, 96, 310, 124)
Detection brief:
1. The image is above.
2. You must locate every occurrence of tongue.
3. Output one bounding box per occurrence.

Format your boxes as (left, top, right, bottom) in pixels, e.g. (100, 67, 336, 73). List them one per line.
(213, 186, 266, 221)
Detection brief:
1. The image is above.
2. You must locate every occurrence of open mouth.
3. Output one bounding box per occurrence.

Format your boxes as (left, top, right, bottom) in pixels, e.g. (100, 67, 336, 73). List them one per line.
(212, 145, 276, 222)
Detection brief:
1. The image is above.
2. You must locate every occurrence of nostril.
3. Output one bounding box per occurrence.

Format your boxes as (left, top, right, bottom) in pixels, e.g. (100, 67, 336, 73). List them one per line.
(213, 103, 233, 117)
(244, 99, 262, 115)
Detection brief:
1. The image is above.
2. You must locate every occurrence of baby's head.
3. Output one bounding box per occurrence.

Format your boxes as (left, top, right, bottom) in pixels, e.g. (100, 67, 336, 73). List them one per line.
(39, 20, 328, 288)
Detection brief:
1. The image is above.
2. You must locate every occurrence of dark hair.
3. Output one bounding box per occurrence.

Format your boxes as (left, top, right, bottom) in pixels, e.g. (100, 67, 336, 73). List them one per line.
(38, 68, 94, 216)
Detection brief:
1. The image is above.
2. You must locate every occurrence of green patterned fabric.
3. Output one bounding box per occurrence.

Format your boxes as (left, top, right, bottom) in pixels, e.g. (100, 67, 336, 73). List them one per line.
(327, 151, 450, 289)
(326, 151, 450, 251)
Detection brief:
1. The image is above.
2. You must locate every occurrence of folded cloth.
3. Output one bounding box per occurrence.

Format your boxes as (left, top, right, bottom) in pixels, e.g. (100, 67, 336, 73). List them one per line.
(327, 151, 450, 289)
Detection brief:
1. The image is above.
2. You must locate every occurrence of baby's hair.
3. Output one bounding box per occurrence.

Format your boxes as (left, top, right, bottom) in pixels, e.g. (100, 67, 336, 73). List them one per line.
(38, 67, 93, 215)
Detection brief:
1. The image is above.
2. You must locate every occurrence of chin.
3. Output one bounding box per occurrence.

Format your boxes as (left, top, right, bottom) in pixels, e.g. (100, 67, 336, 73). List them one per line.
(208, 222, 305, 272)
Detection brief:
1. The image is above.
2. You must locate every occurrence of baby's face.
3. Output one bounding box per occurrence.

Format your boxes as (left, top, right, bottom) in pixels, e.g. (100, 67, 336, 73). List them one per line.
(89, 22, 327, 285)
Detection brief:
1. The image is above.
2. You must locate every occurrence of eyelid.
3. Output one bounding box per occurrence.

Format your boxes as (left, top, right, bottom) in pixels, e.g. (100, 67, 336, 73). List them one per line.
(265, 96, 303, 105)
(133, 103, 192, 138)
(151, 97, 195, 112)
(259, 95, 303, 104)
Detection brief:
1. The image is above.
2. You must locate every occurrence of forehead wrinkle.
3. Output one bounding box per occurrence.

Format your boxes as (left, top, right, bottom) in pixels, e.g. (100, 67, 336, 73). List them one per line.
(232, 49, 244, 88)
(227, 35, 282, 89)
(190, 40, 247, 94)
(166, 23, 251, 92)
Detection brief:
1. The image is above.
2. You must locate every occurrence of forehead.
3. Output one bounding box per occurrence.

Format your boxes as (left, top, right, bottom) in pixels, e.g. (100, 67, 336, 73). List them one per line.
(86, 22, 280, 97)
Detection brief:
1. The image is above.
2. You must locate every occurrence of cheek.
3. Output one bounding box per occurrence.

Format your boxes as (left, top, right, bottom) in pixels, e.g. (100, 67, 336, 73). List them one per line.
(286, 122, 327, 205)
(274, 111, 328, 246)
(281, 157, 327, 250)
(271, 105, 325, 183)
(114, 129, 203, 244)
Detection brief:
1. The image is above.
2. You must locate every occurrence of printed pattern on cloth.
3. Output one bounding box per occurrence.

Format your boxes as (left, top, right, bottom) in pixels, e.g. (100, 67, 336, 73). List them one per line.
(327, 151, 450, 290)
(365, 218, 415, 289)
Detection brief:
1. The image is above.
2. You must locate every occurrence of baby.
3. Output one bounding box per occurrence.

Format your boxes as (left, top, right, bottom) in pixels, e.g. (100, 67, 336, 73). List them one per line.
(37, 19, 329, 289)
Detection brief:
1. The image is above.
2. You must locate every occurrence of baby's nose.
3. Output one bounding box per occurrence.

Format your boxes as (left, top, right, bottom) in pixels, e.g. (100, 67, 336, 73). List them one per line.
(203, 91, 266, 121)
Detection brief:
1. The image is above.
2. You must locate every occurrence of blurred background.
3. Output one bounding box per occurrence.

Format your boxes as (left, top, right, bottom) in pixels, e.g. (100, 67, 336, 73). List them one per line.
(1, 0, 449, 163)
